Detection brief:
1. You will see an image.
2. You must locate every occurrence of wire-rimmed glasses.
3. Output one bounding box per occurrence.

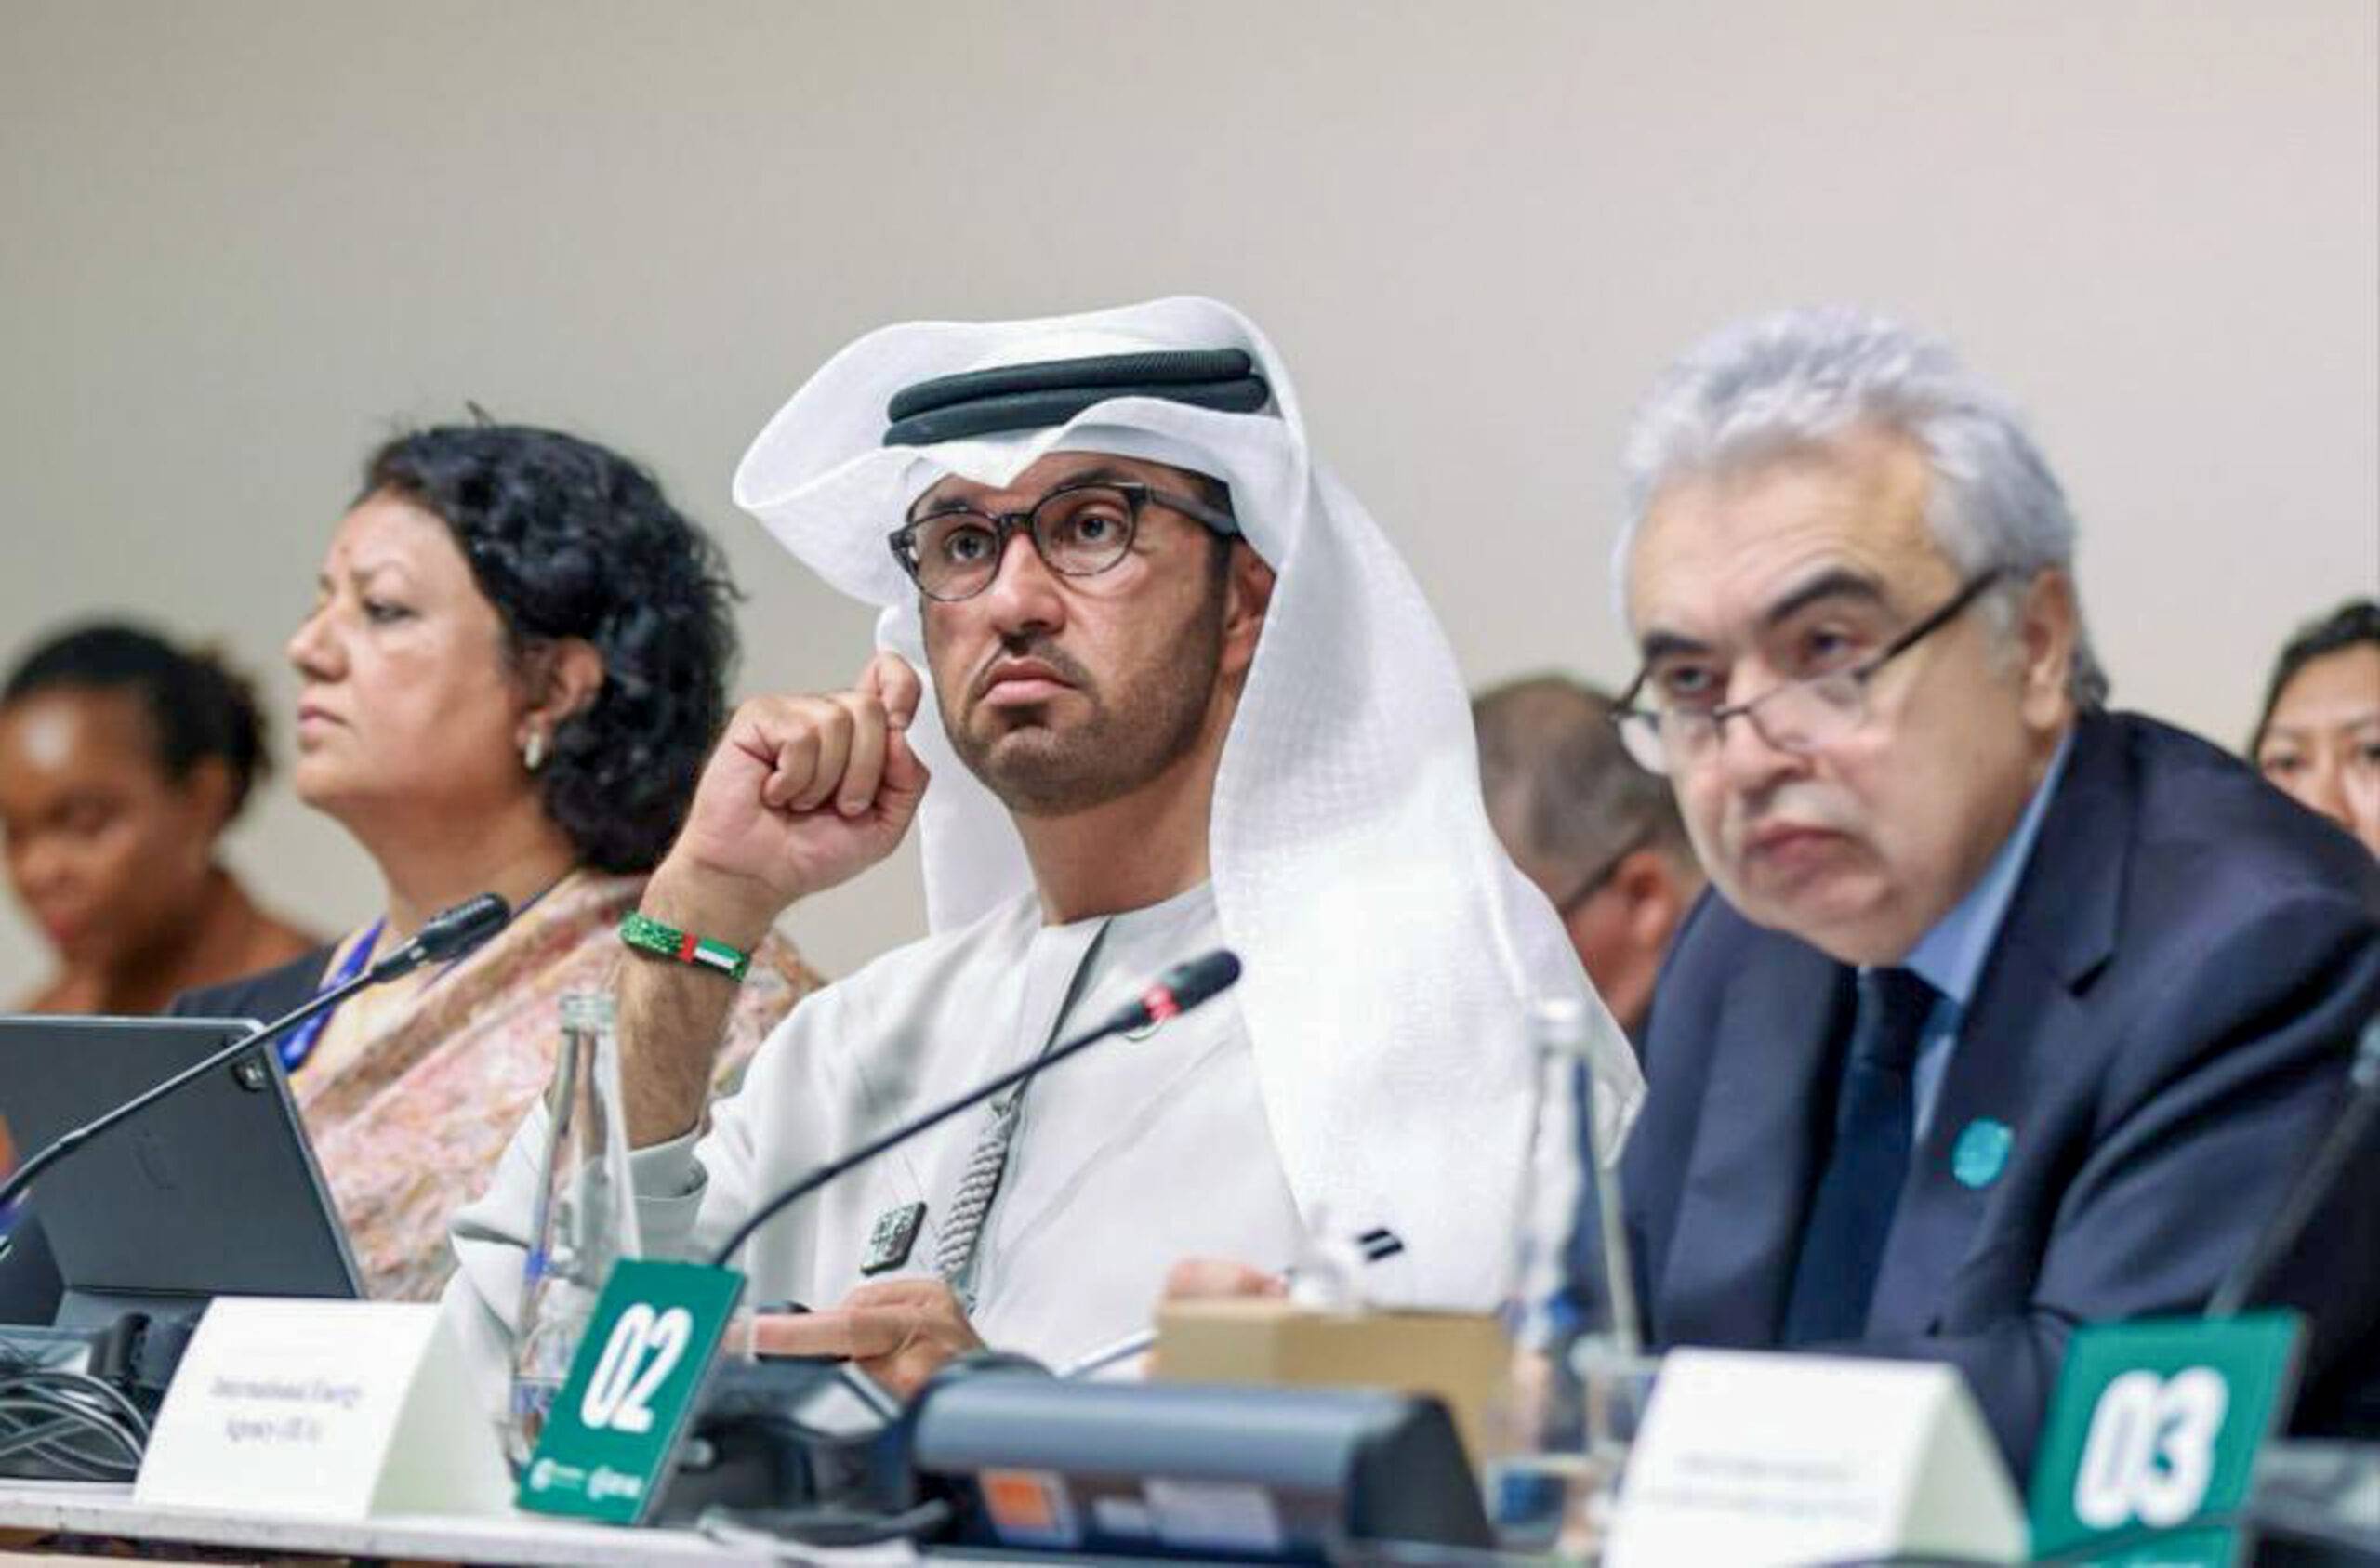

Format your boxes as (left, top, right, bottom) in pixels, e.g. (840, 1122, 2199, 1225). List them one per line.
(1609, 570, 2007, 775)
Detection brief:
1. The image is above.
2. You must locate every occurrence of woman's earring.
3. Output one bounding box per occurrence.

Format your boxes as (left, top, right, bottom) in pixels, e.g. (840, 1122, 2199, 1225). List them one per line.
(522, 731, 549, 772)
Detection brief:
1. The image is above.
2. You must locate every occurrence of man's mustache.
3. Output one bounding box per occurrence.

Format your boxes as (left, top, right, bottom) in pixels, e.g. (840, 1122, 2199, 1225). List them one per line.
(968, 636, 1096, 703)
(1729, 784, 1864, 844)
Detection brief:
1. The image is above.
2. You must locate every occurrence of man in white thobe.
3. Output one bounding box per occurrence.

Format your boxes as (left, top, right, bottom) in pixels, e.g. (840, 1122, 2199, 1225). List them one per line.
(449, 297, 1640, 1395)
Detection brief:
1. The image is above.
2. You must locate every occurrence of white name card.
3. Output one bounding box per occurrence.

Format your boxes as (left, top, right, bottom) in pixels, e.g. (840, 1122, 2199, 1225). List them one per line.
(135, 1298, 511, 1520)
(1605, 1350, 2026, 1568)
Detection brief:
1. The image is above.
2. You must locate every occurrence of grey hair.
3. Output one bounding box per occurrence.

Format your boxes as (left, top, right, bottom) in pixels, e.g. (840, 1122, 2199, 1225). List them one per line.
(1612, 307, 2109, 707)
(1473, 673, 1698, 886)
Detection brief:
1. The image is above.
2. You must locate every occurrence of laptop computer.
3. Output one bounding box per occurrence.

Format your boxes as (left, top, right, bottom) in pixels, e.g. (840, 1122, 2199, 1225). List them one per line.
(0, 1016, 361, 1328)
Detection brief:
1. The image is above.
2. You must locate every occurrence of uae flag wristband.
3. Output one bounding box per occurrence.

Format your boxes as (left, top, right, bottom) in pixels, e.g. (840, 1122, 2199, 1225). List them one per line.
(619, 910, 752, 983)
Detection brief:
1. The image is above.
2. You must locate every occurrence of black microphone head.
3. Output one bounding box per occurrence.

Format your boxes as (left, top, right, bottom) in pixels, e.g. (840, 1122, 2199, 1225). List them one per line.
(372, 894, 509, 980)
(1154, 949, 1242, 1014)
(416, 893, 511, 960)
(1100, 949, 1243, 1036)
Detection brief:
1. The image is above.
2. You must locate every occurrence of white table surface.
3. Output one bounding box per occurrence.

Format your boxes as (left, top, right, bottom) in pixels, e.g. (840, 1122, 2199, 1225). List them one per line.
(0, 1477, 826, 1565)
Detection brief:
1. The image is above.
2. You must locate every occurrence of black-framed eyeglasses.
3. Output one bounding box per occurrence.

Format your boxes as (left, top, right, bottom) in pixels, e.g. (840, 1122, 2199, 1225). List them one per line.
(887, 481, 1238, 603)
(1549, 829, 1653, 918)
(1609, 569, 2008, 775)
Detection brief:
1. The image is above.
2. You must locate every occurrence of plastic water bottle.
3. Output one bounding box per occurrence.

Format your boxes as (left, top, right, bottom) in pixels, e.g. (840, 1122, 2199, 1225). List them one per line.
(1488, 995, 1654, 1559)
(504, 990, 641, 1471)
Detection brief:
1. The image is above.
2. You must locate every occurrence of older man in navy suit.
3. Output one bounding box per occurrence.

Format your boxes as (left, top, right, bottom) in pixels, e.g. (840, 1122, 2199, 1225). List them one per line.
(1608, 309, 2380, 1475)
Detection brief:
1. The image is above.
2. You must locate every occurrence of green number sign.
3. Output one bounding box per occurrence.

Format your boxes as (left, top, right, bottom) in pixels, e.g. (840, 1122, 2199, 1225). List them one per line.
(515, 1258, 745, 1524)
(2028, 1311, 2303, 1566)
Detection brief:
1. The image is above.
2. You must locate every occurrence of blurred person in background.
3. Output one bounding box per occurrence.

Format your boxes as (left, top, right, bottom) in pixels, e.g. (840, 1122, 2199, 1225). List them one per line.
(1474, 673, 1705, 1045)
(177, 423, 819, 1300)
(2, 622, 316, 1018)
(2251, 598, 2380, 855)
(1, 623, 319, 1302)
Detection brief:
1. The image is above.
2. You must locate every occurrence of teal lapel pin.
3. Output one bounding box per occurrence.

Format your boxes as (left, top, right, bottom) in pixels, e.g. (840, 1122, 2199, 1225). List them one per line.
(1951, 1117, 2015, 1190)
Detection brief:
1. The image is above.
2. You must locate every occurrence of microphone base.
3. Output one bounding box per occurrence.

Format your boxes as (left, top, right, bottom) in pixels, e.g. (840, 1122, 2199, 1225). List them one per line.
(654, 1357, 919, 1532)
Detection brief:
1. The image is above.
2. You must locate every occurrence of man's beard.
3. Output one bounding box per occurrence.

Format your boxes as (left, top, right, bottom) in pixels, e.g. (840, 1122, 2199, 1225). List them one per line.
(938, 581, 1228, 818)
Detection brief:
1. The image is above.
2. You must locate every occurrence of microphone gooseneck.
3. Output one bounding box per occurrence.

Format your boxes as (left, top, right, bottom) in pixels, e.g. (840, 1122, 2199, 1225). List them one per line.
(0, 893, 512, 1217)
(706, 948, 1242, 1270)
(2207, 1014, 2380, 1318)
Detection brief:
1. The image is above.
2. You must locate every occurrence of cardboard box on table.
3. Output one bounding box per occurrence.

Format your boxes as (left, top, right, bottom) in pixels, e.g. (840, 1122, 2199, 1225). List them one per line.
(1153, 1298, 1508, 1467)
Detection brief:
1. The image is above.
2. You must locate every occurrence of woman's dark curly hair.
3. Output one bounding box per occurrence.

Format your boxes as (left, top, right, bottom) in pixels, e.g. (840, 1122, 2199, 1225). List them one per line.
(360, 423, 739, 874)
(3, 622, 272, 820)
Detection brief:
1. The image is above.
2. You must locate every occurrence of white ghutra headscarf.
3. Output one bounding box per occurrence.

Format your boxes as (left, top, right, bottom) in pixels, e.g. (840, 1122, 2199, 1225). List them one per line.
(733, 296, 1640, 1306)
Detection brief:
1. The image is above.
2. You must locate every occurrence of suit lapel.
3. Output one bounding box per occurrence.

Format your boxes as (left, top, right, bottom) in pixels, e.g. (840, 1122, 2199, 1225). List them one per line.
(1658, 938, 1855, 1344)
(1866, 716, 2130, 1337)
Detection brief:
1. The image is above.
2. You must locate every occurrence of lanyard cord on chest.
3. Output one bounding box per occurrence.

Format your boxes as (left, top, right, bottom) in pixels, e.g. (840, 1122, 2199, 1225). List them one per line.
(931, 919, 1114, 1301)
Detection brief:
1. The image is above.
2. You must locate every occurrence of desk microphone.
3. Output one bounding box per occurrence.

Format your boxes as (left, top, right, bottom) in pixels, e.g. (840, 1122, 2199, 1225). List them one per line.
(365, 892, 512, 979)
(0, 893, 511, 1215)
(706, 949, 1242, 1268)
(2207, 1014, 2380, 1317)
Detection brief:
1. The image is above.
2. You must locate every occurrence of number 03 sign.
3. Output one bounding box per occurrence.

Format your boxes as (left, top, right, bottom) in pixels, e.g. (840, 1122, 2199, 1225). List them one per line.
(516, 1258, 745, 1524)
(2027, 1311, 2302, 1565)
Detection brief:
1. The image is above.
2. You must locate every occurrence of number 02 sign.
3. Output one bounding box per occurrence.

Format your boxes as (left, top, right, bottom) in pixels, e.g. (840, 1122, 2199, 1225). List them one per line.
(516, 1259, 745, 1524)
(580, 1301, 694, 1435)
(2027, 1311, 2302, 1565)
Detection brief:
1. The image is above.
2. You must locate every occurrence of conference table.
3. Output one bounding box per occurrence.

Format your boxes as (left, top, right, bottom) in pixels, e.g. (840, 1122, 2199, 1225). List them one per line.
(0, 1477, 803, 1566)
(3, 1462, 2375, 1566)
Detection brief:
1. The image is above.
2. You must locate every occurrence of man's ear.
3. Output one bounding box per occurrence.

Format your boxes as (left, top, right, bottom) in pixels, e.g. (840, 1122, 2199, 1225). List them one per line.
(2015, 569, 2079, 727)
(1615, 850, 1690, 948)
(1221, 544, 1276, 680)
(521, 636, 607, 738)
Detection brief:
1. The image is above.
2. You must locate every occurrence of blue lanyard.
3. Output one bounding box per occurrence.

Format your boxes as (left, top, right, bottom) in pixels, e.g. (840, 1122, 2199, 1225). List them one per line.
(278, 918, 384, 1074)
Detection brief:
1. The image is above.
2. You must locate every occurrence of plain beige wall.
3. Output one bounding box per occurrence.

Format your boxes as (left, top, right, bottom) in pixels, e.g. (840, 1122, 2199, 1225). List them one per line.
(3, 0, 2374, 1001)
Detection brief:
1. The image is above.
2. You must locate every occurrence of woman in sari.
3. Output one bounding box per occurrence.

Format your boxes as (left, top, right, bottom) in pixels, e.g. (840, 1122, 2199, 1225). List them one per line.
(179, 423, 818, 1301)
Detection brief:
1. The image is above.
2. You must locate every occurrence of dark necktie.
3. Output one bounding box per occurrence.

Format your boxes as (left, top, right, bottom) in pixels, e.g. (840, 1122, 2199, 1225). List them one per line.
(1781, 966, 1940, 1346)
